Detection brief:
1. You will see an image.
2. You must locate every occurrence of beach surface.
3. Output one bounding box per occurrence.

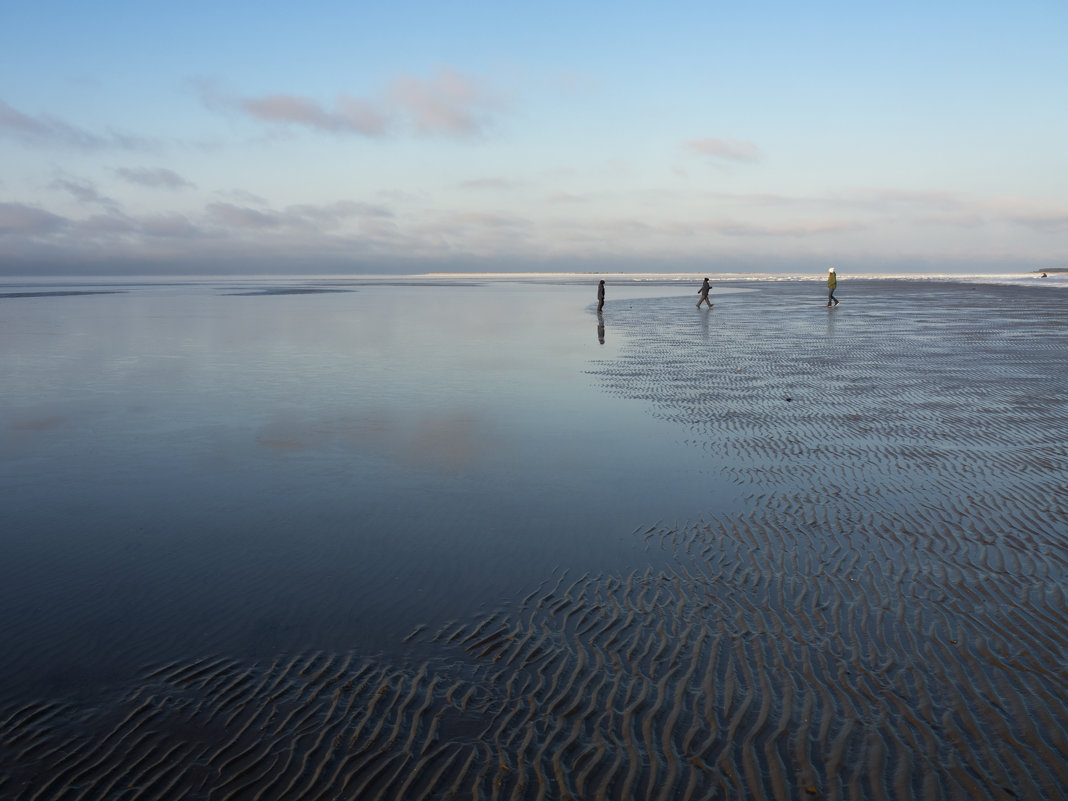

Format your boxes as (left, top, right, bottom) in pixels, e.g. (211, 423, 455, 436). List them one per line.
(1, 275, 1066, 800)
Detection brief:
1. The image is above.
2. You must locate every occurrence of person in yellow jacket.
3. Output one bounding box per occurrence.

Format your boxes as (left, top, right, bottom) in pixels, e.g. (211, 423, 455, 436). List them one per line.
(826, 267, 839, 307)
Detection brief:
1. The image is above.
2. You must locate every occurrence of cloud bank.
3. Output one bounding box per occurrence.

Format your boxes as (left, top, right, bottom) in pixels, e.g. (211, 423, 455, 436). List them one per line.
(3, 184, 1064, 276)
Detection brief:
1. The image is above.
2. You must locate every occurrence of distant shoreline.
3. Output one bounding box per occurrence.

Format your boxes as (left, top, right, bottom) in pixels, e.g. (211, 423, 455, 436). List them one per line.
(1, 272, 1065, 290)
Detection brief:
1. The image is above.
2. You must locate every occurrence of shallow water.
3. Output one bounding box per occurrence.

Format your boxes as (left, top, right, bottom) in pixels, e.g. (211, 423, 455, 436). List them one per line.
(1, 276, 1066, 800)
(0, 278, 727, 696)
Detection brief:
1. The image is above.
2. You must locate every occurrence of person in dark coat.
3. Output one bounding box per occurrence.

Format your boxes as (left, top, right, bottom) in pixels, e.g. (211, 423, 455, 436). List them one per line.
(697, 278, 713, 309)
(597, 280, 606, 311)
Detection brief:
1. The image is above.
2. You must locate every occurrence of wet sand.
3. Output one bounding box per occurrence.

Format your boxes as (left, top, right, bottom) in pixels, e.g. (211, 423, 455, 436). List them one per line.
(1, 278, 1066, 800)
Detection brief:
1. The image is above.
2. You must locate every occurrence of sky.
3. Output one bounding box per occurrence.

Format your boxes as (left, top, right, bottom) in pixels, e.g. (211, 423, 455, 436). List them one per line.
(1, 0, 1066, 276)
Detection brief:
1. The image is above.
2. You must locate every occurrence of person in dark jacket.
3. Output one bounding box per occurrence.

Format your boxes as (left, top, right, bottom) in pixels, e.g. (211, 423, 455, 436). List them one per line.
(597, 279, 606, 311)
(697, 277, 713, 309)
(826, 268, 839, 307)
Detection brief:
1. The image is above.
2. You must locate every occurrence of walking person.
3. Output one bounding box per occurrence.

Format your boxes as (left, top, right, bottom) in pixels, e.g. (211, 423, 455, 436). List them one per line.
(826, 268, 839, 307)
(697, 277, 713, 309)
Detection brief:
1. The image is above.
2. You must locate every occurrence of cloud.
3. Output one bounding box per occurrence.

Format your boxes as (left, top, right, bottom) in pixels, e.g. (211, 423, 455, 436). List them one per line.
(836, 188, 969, 214)
(693, 188, 1000, 230)
(207, 202, 283, 230)
(448, 212, 530, 228)
(685, 137, 763, 163)
(0, 202, 69, 235)
(51, 177, 120, 211)
(829, 190, 1068, 233)
(62, 211, 201, 240)
(1008, 213, 1068, 233)
(706, 219, 864, 238)
(0, 99, 154, 151)
(139, 214, 201, 238)
(335, 95, 393, 135)
(240, 93, 390, 136)
(387, 67, 503, 136)
(114, 167, 194, 190)
(208, 67, 506, 139)
(216, 188, 270, 205)
(547, 215, 862, 243)
(79, 214, 138, 235)
(205, 200, 395, 233)
(0, 100, 103, 148)
(286, 201, 394, 225)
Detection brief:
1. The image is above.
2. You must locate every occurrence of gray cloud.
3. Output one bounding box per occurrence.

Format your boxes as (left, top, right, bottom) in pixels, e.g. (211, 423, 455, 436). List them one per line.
(114, 167, 194, 190)
(0, 99, 154, 151)
(50, 177, 120, 211)
(205, 200, 395, 232)
(207, 202, 283, 230)
(685, 137, 763, 163)
(286, 201, 394, 226)
(216, 188, 270, 205)
(64, 212, 201, 240)
(0, 100, 103, 148)
(79, 214, 138, 235)
(139, 214, 201, 238)
(447, 211, 529, 228)
(0, 202, 69, 235)
(1009, 213, 1068, 233)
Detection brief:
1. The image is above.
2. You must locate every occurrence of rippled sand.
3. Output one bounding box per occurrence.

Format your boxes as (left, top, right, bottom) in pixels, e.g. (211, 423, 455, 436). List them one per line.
(2, 279, 1066, 800)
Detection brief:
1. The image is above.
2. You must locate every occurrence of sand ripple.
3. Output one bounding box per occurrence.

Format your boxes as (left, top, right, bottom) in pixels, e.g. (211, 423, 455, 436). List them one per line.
(2, 535, 1065, 800)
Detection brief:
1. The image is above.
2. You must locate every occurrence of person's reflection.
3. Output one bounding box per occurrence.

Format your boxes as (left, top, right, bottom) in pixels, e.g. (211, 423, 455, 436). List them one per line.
(597, 311, 605, 344)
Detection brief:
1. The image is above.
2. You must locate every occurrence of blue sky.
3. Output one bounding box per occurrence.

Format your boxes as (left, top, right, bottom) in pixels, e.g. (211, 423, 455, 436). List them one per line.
(1, 0, 1066, 275)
